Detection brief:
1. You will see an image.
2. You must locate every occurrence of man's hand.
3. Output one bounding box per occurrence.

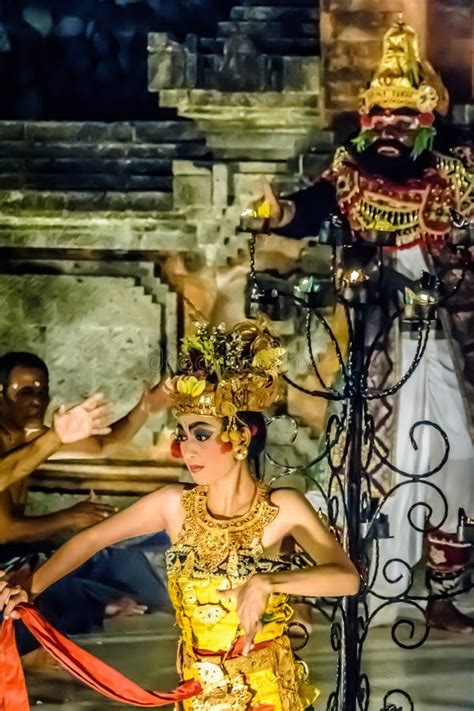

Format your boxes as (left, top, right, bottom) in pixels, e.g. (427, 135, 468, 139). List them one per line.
(0, 571, 29, 620)
(139, 378, 169, 415)
(53, 393, 112, 444)
(240, 177, 289, 233)
(220, 573, 272, 655)
(67, 500, 115, 530)
(261, 177, 284, 227)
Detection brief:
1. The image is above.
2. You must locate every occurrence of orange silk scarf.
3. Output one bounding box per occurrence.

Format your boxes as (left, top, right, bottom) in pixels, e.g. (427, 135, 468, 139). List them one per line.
(0, 604, 201, 711)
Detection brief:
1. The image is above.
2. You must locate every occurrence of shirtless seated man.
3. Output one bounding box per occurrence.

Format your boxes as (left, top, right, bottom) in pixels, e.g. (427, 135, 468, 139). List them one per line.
(0, 351, 170, 656)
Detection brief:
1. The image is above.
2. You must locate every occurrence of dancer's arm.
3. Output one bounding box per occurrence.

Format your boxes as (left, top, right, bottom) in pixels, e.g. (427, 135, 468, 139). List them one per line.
(30, 484, 179, 596)
(221, 489, 359, 652)
(0, 484, 181, 618)
(264, 488, 359, 596)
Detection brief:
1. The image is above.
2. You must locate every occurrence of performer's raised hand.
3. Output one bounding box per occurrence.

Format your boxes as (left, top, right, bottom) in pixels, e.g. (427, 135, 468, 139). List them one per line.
(219, 573, 272, 655)
(0, 572, 29, 620)
(240, 177, 289, 233)
(53, 393, 112, 444)
(260, 177, 284, 226)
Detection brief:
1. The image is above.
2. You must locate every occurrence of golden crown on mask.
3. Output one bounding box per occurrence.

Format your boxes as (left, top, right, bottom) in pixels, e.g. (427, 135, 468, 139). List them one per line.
(166, 317, 286, 460)
(360, 17, 449, 115)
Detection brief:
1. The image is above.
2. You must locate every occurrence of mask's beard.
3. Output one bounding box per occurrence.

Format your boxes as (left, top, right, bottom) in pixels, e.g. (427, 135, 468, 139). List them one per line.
(347, 139, 435, 182)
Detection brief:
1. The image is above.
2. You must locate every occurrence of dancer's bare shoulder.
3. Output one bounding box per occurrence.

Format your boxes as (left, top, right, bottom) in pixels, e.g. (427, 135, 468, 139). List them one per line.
(268, 487, 331, 540)
(145, 483, 186, 539)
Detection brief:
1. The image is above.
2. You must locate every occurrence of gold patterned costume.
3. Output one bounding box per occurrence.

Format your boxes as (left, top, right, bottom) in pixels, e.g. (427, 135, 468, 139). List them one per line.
(166, 483, 319, 711)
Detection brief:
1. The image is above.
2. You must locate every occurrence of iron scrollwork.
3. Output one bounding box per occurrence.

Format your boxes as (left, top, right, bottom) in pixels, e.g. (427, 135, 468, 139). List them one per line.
(246, 213, 472, 711)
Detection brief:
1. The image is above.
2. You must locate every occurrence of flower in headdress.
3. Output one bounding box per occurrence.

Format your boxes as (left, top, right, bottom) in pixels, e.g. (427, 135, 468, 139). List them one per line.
(176, 375, 207, 398)
(171, 318, 285, 423)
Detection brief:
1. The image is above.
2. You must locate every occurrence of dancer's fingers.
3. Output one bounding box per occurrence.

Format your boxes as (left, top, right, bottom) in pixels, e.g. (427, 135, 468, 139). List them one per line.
(0, 585, 18, 611)
(4, 589, 28, 619)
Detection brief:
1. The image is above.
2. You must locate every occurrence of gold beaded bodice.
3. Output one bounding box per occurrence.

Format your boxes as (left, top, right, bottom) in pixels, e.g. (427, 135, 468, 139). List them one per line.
(165, 484, 319, 711)
(169, 483, 278, 575)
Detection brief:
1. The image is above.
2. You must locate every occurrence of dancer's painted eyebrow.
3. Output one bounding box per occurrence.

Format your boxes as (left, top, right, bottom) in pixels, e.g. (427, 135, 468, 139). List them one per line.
(188, 422, 216, 431)
(176, 422, 216, 432)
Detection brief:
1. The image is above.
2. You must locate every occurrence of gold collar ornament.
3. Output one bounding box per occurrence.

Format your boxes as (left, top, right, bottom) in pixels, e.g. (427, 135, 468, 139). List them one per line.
(360, 17, 449, 116)
(167, 318, 285, 460)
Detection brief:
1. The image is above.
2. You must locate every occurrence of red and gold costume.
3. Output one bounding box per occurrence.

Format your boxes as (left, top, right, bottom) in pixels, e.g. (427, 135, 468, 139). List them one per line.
(333, 19, 472, 248)
(330, 146, 472, 248)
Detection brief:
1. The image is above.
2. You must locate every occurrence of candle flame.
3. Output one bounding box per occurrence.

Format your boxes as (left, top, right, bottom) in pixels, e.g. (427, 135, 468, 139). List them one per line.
(349, 269, 364, 284)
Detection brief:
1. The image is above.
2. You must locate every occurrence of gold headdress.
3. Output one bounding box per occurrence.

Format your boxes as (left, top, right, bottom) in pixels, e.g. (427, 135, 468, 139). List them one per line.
(167, 318, 285, 460)
(360, 18, 449, 115)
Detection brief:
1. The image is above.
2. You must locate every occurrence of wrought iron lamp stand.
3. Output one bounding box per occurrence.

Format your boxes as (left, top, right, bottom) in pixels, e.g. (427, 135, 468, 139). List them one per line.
(245, 217, 472, 711)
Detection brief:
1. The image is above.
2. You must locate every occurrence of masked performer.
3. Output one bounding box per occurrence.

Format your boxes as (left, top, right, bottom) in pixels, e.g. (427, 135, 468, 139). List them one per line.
(0, 318, 358, 711)
(245, 20, 473, 633)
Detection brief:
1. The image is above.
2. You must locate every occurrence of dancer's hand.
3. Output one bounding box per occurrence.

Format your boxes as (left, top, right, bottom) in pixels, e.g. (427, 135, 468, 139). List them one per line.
(220, 574, 272, 655)
(53, 393, 112, 444)
(0, 572, 29, 620)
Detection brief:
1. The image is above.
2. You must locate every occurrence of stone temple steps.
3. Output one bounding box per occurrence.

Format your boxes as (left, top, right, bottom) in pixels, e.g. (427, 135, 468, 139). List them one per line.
(0, 120, 208, 207)
(149, 1, 320, 94)
(221, 12, 317, 38)
(198, 35, 317, 57)
(200, 2, 319, 58)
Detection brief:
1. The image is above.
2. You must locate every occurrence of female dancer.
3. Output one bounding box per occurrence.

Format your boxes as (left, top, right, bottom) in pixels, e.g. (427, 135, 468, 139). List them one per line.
(0, 318, 359, 710)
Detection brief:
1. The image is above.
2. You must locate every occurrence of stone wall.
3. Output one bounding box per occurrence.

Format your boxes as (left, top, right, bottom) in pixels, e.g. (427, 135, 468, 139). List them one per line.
(0, 265, 176, 458)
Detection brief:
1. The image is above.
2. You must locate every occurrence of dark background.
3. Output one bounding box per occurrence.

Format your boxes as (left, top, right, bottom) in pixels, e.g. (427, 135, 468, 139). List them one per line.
(0, 1, 234, 121)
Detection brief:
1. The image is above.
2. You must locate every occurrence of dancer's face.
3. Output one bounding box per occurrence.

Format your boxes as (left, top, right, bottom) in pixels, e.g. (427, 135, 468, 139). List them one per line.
(2, 367, 49, 430)
(176, 414, 237, 485)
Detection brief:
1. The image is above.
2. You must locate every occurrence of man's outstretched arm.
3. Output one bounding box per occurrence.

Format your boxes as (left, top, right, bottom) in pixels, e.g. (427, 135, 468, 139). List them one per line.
(246, 177, 339, 240)
(93, 380, 168, 451)
(0, 490, 113, 544)
(272, 179, 339, 239)
(60, 380, 169, 456)
(0, 429, 62, 493)
(0, 394, 111, 492)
